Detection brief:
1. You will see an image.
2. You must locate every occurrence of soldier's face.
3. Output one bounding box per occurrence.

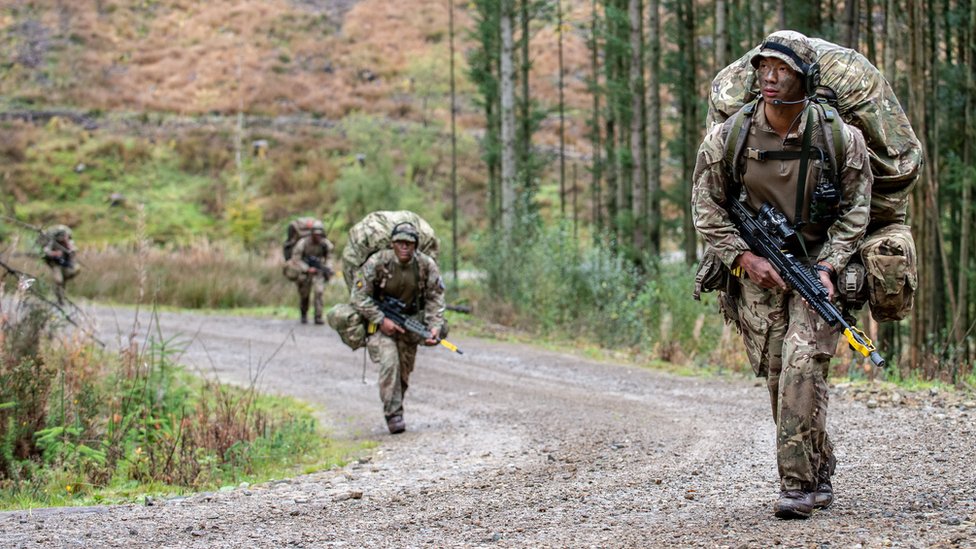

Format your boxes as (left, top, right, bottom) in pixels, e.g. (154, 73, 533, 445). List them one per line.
(392, 240, 416, 263)
(756, 57, 805, 102)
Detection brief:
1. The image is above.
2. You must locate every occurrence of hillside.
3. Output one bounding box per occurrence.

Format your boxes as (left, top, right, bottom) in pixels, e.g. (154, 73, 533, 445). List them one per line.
(0, 0, 602, 250)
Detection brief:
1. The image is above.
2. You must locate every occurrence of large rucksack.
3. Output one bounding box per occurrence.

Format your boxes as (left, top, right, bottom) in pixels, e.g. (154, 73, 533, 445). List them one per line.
(338, 210, 439, 289)
(282, 217, 321, 261)
(706, 38, 920, 322)
(328, 211, 439, 351)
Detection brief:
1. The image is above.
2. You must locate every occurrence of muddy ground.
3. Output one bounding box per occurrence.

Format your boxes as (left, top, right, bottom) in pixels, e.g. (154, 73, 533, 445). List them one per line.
(1, 304, 974, 548)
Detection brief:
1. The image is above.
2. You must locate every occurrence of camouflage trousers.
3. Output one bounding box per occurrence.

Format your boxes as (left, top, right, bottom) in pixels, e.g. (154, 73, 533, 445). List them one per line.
(737, 278, 839, 492)
(48, 263, 80, 305)
(296, 273, 325, 320)
(367, 332, 421, 419)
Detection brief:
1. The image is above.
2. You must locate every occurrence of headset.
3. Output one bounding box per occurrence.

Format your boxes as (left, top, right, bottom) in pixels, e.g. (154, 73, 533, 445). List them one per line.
(759, 40, 821, 101)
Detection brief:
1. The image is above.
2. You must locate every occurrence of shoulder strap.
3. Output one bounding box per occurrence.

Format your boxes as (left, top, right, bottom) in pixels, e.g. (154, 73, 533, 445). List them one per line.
(724, 100, 758, 187)
(817, 102, 846, 185)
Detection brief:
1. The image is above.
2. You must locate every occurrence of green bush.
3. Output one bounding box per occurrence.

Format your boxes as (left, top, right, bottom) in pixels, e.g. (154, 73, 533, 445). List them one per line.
(474, 224, 731, 365)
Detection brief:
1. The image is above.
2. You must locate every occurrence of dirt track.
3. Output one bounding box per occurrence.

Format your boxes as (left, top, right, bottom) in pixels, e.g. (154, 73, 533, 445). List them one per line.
(1, 304, 974, 548)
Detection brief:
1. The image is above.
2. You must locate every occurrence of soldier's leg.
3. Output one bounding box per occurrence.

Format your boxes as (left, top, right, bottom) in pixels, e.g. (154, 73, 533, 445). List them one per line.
(311, 274, 325, 324)
(776, 297, 840, 493)
(395, 340, 419, 401)
(736, 279, 788, 418)
(50, 265, 66, 305)
(297, 278, 311, 322)
(368, 333, 407, 420)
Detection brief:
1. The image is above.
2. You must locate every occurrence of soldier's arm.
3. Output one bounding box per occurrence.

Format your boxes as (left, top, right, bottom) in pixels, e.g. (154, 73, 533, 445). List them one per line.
(349, 256, 384, 325)
(817, 125, 872, 272)
(421, 256, 446, 332)
(691, 125, 751, 269)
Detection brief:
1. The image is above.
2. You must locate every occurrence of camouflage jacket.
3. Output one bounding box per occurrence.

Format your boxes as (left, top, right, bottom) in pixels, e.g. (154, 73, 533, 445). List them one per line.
(350, 249, 445, 331)
(287, 235, 335, 275)
(692, 99, 873, 273)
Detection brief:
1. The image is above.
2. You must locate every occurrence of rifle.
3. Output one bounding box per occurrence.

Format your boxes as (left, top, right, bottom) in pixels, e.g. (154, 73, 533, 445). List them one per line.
(727, 200, 885, 368)
(374, 296, 463, 355)
(302, 255, 333, 280)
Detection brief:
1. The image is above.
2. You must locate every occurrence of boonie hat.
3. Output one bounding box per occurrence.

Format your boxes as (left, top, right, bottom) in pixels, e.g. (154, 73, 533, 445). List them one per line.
(750, 30, 817, 75)
(391, 222, 419, 244)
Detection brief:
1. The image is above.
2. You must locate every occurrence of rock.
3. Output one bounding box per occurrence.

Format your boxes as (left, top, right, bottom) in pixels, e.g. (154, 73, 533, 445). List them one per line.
(867, 399, 879, 409)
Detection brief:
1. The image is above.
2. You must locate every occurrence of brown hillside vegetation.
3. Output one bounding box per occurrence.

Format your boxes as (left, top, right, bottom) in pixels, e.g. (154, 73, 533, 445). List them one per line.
(1, 0, 597, 150)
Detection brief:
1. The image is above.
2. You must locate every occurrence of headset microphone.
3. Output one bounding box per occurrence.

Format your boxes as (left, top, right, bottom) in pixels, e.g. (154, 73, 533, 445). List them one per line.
(771, 97, 811, 106)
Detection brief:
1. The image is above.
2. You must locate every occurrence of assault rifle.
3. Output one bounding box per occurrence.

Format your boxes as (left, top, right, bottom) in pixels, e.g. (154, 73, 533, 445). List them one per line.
(302, 255, 333, 280)
(727, 200, 885, 368)
(375, 296, 463, 355)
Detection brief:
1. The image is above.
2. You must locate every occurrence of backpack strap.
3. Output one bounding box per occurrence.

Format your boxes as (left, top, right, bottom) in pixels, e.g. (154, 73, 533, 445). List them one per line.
(817, 102, 846, 186)
(724, 100, 758, 188)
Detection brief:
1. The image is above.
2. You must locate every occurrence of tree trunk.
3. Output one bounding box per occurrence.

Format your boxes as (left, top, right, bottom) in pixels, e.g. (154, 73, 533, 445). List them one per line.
(629, 0, 646, 254)
(449, 0, 459, 291)
(519, 0, 531, 194)
(678, 0, 698, 266)
(646, 0, 662, 256)
(557, 0, 566, 216)
(843, 0, 860, 48)
(715, 0, 728, 71)
(500, 0, 517, 234)
(590, 0, 604, 236)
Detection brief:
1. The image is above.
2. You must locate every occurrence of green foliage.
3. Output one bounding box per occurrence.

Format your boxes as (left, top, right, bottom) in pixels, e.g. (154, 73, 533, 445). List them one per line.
(475, 223, 726, 362)
(333, 114, 451, 242)
(0, 302, 355, 509)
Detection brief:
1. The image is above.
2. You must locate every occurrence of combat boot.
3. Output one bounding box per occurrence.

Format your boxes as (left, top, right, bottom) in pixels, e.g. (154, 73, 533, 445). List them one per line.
(814, 455, 836, 509)
(773, 490, 814, 519)
(314, 316, 324, 325)
(386, 415, 406, 434)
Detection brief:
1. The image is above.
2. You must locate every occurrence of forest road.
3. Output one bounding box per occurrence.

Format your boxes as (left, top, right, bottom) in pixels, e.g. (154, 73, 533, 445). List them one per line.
(1, 304, 974, 548)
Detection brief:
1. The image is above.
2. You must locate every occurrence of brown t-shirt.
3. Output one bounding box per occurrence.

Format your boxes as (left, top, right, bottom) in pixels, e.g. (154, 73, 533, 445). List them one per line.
(741, 103, 832, 254)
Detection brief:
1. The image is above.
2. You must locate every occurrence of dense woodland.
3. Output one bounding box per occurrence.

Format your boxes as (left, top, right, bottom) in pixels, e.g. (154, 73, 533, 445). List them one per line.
(461, 0, 975, 381)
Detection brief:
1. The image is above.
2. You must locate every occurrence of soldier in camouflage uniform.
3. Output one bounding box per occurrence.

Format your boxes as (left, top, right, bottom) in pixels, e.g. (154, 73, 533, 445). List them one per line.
(42, 224, 80, 306)
(286, 221, 334, 324)
(349, 222, 446, 434)
(692, 31, 873, 519)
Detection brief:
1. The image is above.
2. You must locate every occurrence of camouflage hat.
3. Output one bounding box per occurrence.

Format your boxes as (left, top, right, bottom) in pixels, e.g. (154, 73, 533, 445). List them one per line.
(390, 222, 419, 243)
(750, 30, 817, 75)
(310, 220, 325, 235)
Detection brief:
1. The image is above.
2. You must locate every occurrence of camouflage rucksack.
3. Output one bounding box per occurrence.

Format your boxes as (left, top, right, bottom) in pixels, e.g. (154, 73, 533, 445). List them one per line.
(339, 211, 439, 289)
(707, 35, 920, 321)
(282, 217, 322, 261)
(326, 302, 367, 350)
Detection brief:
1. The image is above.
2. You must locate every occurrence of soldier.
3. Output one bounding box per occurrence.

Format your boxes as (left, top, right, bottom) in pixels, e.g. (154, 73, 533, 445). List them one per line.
(349, 222, 446, 434)
(42, 224, 80, 306)
(692, 31, 873, 519)
(285, 220, 334, 324)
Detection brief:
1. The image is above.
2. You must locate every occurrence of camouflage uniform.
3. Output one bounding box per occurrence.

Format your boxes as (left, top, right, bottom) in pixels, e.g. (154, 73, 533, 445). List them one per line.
(287, 234, 335, 324)
(350, 248, 445, 423)
(42, 225, 79, 306)
(692, 32, 873, 496)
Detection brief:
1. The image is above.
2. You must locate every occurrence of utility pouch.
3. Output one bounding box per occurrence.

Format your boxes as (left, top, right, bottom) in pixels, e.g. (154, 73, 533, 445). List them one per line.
(693, 247, 729, 300)
(282, 263, 301, 282)
(326, 303, 367, 350)
(860, 223, 917, 322)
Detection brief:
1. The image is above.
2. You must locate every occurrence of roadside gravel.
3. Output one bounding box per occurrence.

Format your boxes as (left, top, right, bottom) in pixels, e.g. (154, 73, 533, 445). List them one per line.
(1, 304, 974, 548)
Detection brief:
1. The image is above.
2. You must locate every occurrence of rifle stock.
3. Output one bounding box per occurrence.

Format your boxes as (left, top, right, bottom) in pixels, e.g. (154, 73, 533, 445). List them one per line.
(727, 200, 885, 368)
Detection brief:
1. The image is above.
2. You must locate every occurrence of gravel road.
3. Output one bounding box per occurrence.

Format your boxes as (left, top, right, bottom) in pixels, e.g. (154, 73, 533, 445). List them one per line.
(1, 304, 974, 548)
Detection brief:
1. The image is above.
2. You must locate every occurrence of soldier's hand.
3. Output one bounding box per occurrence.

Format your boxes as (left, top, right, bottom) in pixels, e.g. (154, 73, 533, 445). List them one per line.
(736, 251, 787, 291)
(424, 327, 440, 346)
(817, 266, 836, 301)
(307, 267, 318, 274)
(380, 317, 404, 336)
